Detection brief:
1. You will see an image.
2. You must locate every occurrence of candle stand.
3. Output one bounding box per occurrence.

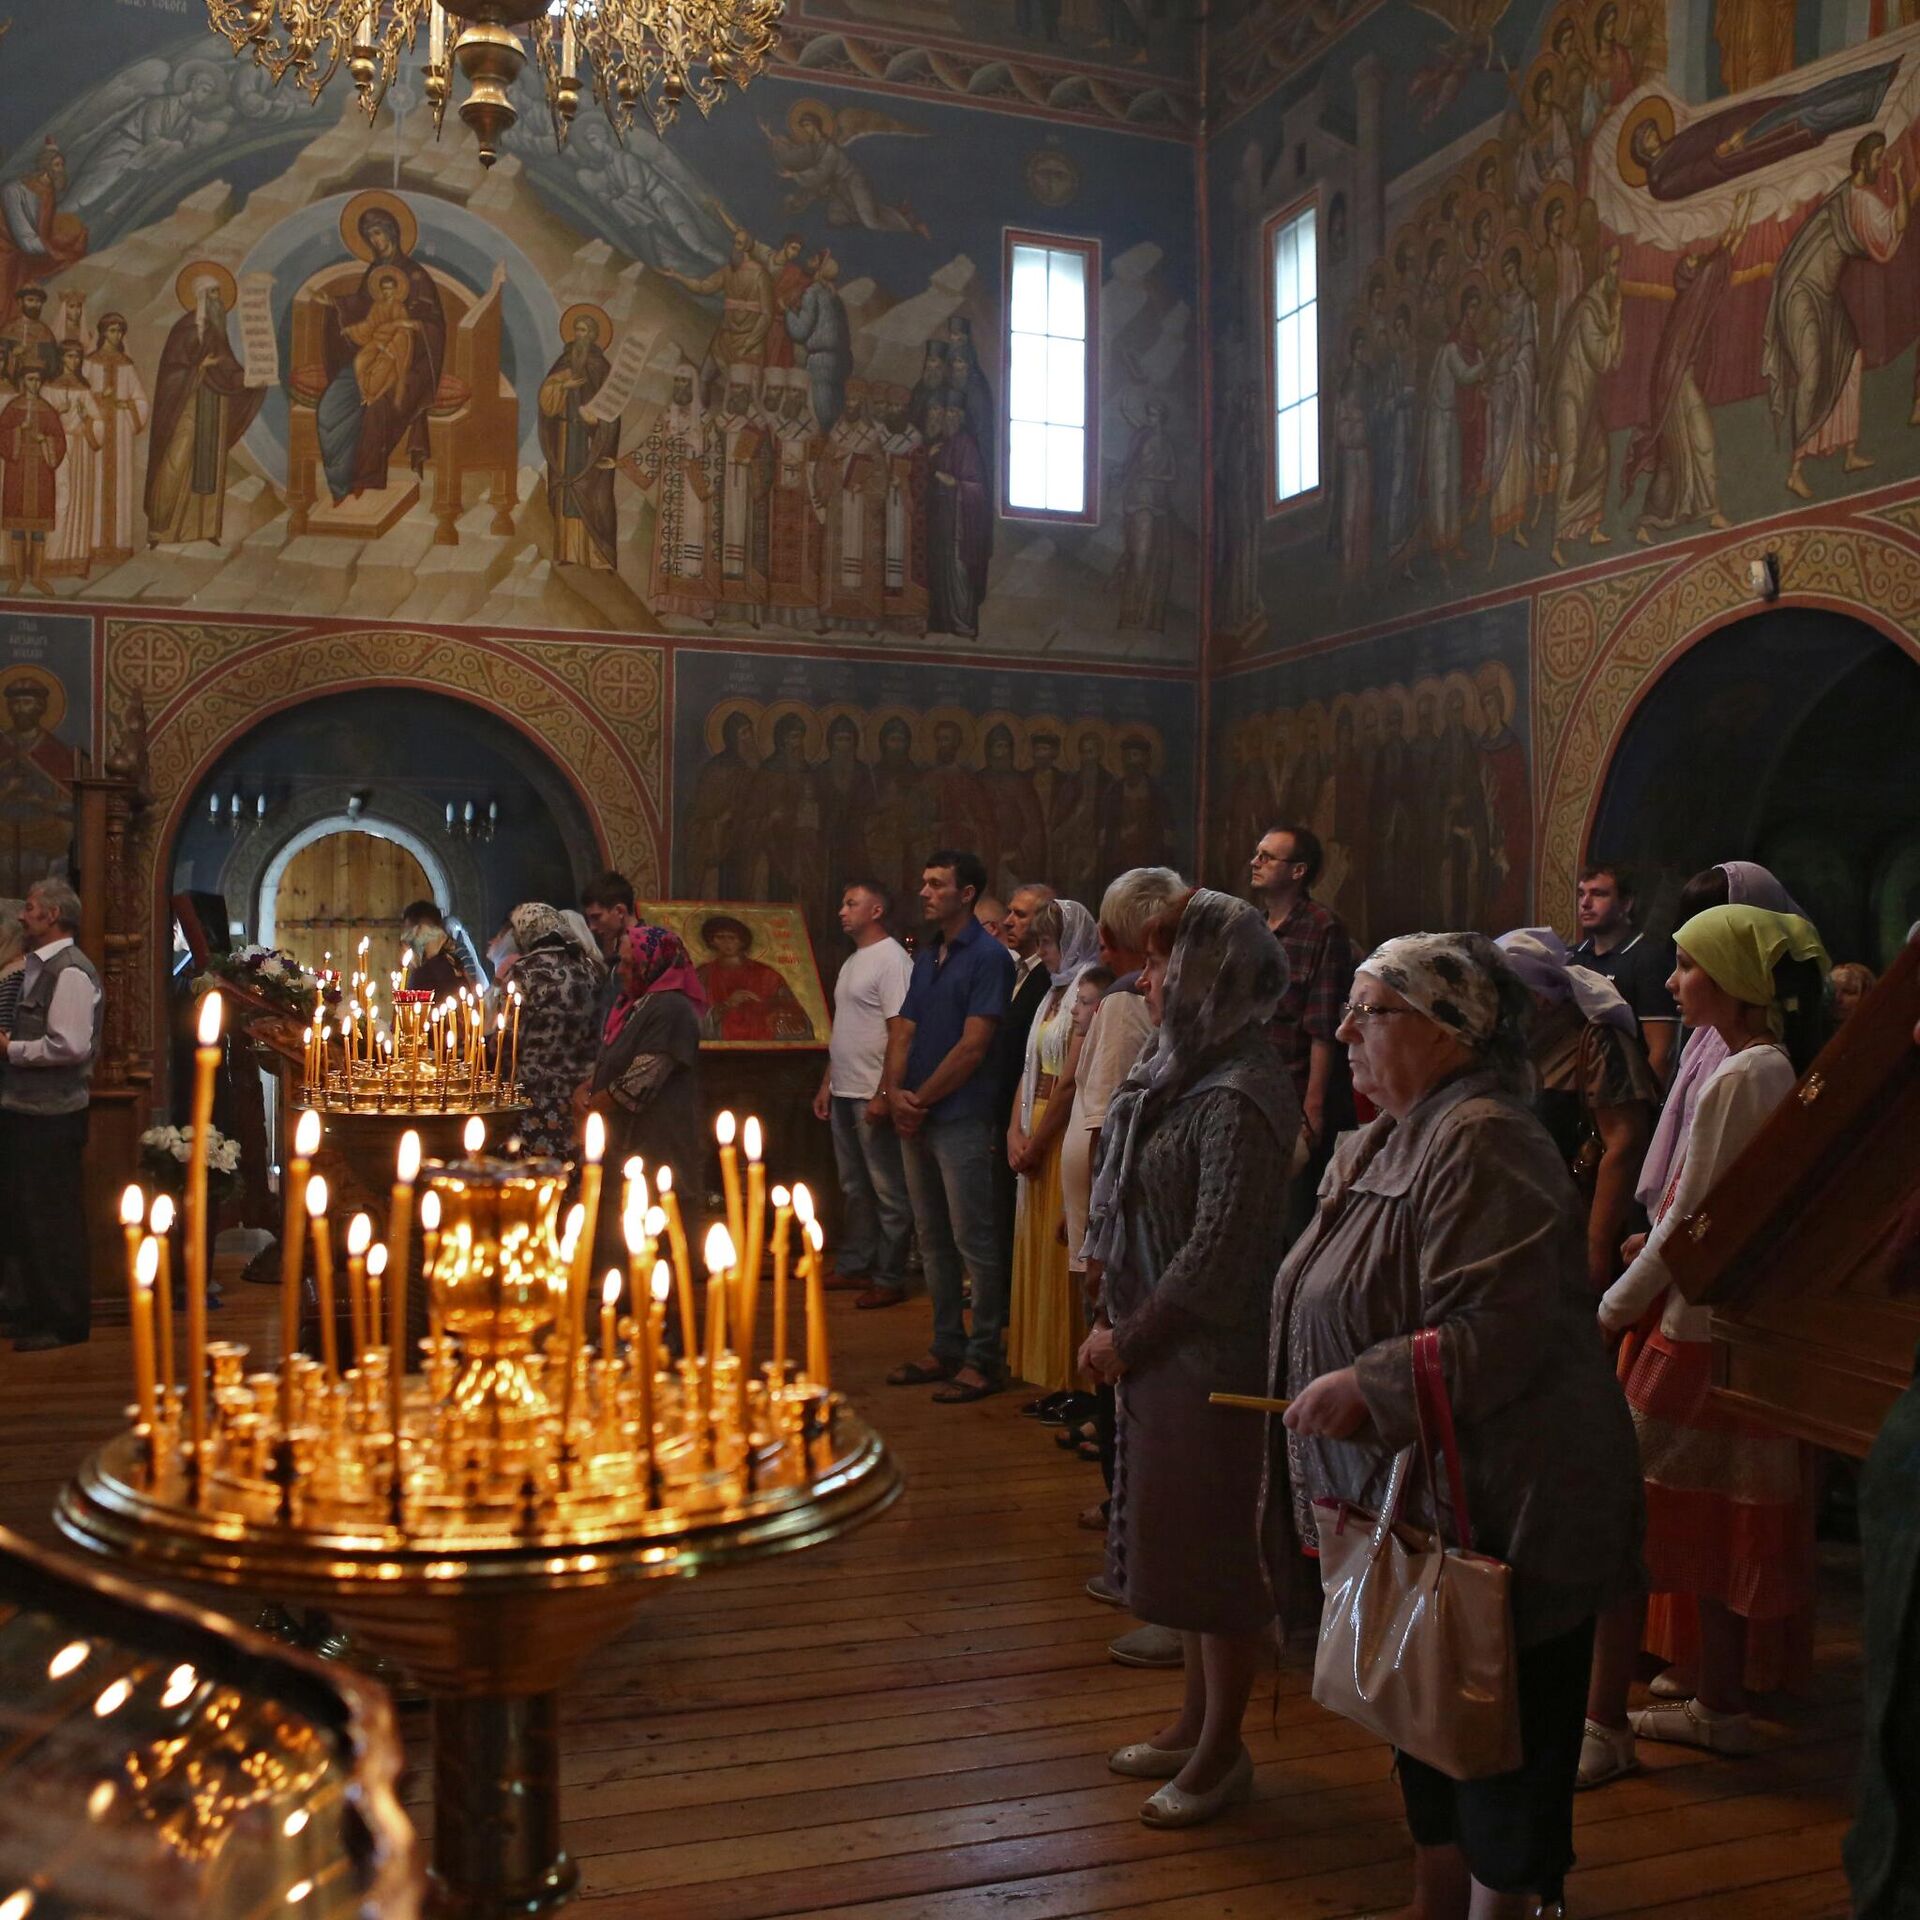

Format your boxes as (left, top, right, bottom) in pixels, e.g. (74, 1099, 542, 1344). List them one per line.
(59, 1145, 897, 1916)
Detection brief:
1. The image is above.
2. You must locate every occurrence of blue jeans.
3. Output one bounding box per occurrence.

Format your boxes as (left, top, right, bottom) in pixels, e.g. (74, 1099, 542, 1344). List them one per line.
(828, 1095, 913, 1288)
(899, 1113, 1009, 1378)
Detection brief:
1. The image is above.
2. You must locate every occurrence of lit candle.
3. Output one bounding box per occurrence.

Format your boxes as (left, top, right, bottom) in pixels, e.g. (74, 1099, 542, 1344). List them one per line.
(769, 1183, 793, 1383)
(715, 1111, 744, 1274)
(507, 986, 522, 1088)
(622, 1155, 647, 1219)
(367, 1242, 388, 1360)
(805, 1218, 828, 1392)
(703, 1221, 733, 1383)
(639, 1260, 669, 1502)
(655, 1166, 696, 1359)
(387, 1129, 421, 1447)
(624, 1205, 654, 1337)
(420, 1188, 443, 1347)
(571, 1112, 606, 1364)
(131, 1236, 159, 1434)
(463, 1113, 485, 1159)
(185, 993, 222, 1474)
(601, 1268, 621, 1363)
(119, 1182, 145, 1298)
(739, 1116, 766, 1365)
(281, 1111, 321, 1407)
(346, 1212, 373, 1363)
(307, 1176, 338, 1383)
(149, 1193, 176, 1403)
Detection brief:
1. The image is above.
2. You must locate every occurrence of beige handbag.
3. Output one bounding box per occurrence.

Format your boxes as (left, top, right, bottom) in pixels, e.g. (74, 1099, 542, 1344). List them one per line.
(1309, 1328, 1522, 1779)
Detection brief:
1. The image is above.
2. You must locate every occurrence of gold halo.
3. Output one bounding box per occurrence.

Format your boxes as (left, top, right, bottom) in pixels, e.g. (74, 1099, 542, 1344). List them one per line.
(174, 260, 237, 312)
(340, 189, 419, 261)
(867, 704, 921, 761)
(1441, 669, 1479, 715)
(1025, 715, 1069, 761)
(817, 701, 866, 754)
(1616, 95, 1674, 191)
(1474, 659, 1518, 727)
(1454, 268, 1491, 322)
(1461, 191, 1503, 251)
(920, 706, 980, 763)
(1294, 698, 1329, 741)
(1470, 136, 1509, 197)
(703, 697, 764, 757)
(1532, 178, 1578, 247)
(1419, 225, 1457, 284)
(1112, 722, 1162, 773)
(1067, 718, 1114, 772)
(786, 97, 835, 141)
(558, 302, 613, 348)
(1494, 225, 1536, 283)
(975, 710, 1027, 767)
(0, 661, 67, 734)
(756, 700, 822, 761)
(1523, 49, 1565, 117)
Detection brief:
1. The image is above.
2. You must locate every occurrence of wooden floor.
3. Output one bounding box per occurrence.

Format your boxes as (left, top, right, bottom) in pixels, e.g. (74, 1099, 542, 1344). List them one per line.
(1, 1268, 1861, 1918)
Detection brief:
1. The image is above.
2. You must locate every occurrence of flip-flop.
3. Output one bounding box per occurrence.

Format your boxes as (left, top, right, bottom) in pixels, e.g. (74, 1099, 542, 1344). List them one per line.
(931, 1376, 1001, 1403)
(885, 1359, 955, 1387)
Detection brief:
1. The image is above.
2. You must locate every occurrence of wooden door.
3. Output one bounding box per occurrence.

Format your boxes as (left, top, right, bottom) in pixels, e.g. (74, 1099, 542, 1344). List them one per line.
(272, 832, 433, 977)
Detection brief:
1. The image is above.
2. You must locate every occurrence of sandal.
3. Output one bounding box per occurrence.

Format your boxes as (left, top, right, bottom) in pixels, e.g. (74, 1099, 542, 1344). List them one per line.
(1074, 1437, 1103, 1463)
(1055, 1418, 1097, 1452)
(886, 1358, 956, 1387)
(931, 1375, 1002, 1403)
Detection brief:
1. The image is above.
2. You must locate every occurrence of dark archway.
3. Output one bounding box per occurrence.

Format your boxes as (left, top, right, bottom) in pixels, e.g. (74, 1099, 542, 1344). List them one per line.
(1587, 607, 1920, 968)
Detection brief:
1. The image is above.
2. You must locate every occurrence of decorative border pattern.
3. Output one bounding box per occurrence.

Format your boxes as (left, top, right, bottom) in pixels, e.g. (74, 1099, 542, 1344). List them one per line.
(1204, 0, 1388, 129)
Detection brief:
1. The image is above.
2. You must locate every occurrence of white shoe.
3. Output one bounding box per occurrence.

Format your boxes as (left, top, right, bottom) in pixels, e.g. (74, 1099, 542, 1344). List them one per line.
(1576, 1717, 1637, 1790)
(1648, 1666, 1694, 1700)
(1139, 1746, 1253, 1827)
(1108, 1739, 1195, 1779)
(1629, 1698, 1757, 1754)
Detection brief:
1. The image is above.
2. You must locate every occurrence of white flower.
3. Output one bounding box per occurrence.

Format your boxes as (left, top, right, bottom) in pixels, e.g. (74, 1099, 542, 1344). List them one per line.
(261, 957, 285, 980)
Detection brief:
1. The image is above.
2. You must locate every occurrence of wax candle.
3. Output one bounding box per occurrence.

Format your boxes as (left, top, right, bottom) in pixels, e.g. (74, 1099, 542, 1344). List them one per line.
(387, 1129, 421, 1446)
(571, 1112, 606, 1362)
(119, 1182, 144, 1293)
(655, 1167, 696, 1359)
(149, 1193, 176, 1402)
(624, 1205, 654, 1339)
(367, 1242, 388, 1360)
(346, 1212, 373, 1363)
(639, 1260, 669, 1503)
(130, 1235, 158, 1434)
(622, 1155, 647, 1219)
(281, 1113, 321, 1396)
(805, 1217, 828, 1392)
(185, 993, 222, 1475)
(739, 1117, 766, 1365)
(307, 1176, 338, 1383)
(769, 1184, 793, 1383)
(463, 1114, 485, 1158)
(430, 1, 447, 68)
(702, 1220, 733, 1385)
(507, 986, 522, 1088)
(601, 1268, 620, 1362)
(420, 1188, 443, 1347)
(715, 1111, 744, 1274)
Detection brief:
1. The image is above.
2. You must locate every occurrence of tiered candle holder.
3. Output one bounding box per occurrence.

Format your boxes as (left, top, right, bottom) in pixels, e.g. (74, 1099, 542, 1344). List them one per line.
(300, 985, 522, 1115)
(58, 1100, 896, 1917)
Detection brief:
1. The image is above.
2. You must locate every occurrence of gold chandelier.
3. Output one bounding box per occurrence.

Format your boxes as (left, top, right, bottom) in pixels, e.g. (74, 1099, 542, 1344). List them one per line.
(204, 0, 787, 165)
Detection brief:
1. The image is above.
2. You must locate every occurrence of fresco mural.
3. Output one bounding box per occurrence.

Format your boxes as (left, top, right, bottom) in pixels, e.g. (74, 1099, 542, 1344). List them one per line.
(1210, 0, 1920, 657)
(796, 0, 1195, 75)
(0, 5, 1199, 664)
(0, 609, 91, 901)
(1207, 602, 1531, 946)
(673, 649, 1194, 970)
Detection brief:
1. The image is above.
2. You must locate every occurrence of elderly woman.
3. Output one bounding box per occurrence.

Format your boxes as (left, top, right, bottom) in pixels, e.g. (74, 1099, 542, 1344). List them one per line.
(1008, 896, 1099, 1401)
(1079, 888, 1299, 1828)
(494, 904, 601, 1162)
(1498, 927, 1659, 1293)
(1273, 933, 1642, 1920)
(588, 925, 707, 1221)
(1583, 905, 1828, 1788)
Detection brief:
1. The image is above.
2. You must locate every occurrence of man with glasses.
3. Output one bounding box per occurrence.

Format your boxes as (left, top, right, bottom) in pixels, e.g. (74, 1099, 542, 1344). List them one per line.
(1250, 823, 1357, 1204)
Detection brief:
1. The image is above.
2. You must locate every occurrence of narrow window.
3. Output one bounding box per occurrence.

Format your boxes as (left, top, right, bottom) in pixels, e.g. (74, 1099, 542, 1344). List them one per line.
(1265, 200, 1319, 511)
(1004, 231, 1099, 522)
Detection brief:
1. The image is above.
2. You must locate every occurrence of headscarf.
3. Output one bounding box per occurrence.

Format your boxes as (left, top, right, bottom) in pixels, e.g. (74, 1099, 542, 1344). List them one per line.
(1081, 889, 1289, 1272)
(1046, 898, 1100, 990)
(604, 923, 708, 1046)
(558, 909, 605, 972)
(1357, 931, 1529, 1052)
(1497, 927, 1638, 1035)
(1637, 860, 1805, 1209)
(1672, 904, 1828, 1038)
(509, 902, 566, 951)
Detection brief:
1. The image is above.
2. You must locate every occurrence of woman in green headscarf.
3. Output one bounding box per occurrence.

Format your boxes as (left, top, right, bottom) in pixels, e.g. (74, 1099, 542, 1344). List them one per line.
(1581, 904, 1829, 1789)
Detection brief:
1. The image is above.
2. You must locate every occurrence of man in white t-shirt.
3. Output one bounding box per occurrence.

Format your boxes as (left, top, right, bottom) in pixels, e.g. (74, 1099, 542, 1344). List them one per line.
(813, 879, 916, 1309)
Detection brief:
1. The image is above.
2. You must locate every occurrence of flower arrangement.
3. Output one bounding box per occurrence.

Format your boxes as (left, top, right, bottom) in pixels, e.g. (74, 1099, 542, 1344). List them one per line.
(194, 944, 320, 1022)
(139, 1124, 246, 1205)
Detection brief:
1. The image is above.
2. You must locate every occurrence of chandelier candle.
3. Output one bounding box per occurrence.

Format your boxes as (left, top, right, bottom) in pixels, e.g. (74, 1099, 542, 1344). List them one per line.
(279, 1110, 322, 1414)
(387, 1129, 423, 1445)
(186, 993, 224, 1481)
(367, 1243, 389, 1364)
(715, 1111, 744, 1281)
(769, 1184, 793, 1384)
(131, 1237, 159, 1438)
(571, 1113, 606, 1367)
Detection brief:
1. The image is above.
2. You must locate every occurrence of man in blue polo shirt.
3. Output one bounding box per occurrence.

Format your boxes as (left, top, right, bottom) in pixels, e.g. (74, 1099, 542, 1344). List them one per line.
(877, 847, 1015, 1402)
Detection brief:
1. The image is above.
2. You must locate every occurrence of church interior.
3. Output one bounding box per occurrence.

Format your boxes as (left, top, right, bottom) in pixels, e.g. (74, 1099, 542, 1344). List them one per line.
(1, 0, 1919, 1914)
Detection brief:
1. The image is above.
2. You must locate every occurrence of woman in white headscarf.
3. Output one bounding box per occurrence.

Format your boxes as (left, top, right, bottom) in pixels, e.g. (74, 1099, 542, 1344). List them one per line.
(1007, 897, 1100, 1403)
(1079, 888, 1300, 1828)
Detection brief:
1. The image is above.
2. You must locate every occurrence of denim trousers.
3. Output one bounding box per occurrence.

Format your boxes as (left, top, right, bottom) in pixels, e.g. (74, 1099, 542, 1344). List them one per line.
(828, 1095, 914, 1288)
(899, 1112, 1009, 1377)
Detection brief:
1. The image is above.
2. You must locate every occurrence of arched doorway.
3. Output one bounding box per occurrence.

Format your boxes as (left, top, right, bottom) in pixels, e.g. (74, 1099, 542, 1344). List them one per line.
(260, 823, 442, 975)
(1586, 607, 1920, 967)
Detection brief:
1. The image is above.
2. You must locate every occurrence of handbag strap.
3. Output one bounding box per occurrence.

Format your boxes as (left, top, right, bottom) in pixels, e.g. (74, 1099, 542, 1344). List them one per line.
(1412, 1328, 1477, 1553)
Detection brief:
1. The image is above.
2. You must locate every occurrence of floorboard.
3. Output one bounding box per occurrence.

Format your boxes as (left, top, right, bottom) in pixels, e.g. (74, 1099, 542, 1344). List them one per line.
(0, 1262, 1863, 1917)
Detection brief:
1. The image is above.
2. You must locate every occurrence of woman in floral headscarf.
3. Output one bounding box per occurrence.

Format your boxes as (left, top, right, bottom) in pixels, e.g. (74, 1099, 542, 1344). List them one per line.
(1078, 888, 1298, 1830)
(500, 903, 600, 1162)
(588, 925, 707, 1206)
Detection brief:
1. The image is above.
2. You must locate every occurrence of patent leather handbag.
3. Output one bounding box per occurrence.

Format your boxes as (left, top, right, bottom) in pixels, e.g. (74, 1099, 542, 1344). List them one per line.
(1309, 1328, 1522, 1779)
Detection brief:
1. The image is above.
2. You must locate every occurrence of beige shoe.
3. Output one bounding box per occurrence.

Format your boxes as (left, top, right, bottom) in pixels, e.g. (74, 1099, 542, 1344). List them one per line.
(1576, 1717, 1637, 1790)
(1648, 1666, 1694, 1699)
(1629, 1698, 1757, 1754)
(1108, 1739, 1195, 1779)
(1139, 1746, 1253, 1828)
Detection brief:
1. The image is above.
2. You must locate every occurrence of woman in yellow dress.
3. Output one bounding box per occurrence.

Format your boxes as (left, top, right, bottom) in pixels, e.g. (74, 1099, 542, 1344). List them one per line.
(1007, 898, 1100, 1393)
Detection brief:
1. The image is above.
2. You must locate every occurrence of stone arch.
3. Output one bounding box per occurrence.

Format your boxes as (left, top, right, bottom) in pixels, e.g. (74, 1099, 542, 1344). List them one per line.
(1531, 522, 1920, 935)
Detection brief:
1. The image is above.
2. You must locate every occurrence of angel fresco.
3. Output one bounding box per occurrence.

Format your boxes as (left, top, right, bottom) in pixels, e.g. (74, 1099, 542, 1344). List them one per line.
(1408, 0, 1512, 126)
(760, 101, 930, 238)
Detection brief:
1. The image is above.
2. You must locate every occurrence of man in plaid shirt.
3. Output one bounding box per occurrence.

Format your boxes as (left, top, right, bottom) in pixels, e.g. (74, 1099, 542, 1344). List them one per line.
(1250, 824, 1357, 1162)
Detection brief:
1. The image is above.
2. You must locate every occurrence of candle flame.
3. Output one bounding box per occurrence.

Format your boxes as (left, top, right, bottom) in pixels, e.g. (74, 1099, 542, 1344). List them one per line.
(743, 1115, 762, 1162)
(294, 1109, 322, 1156)
(792, 1182, 815, 1226)
(623, 1208, 649, 1255)
(420, 1190, 441, 1231)
(715, 1109, 736, 1147)
(561, 1202, 585, 1260)
(135, 1236, 158, 1288)
(401, 946, 414, 969)
(654, 1165, 672, 1195)
(807, 1219, 824, 1251)
(602, 1269, 621, 1307)
(347, 1212, 372, 1257)
(772, 1183, 791, 1208)
(463, 1115, 485, 1156)
(704, 1222, 736, 1273)
(645, 1204, 667, 1236)
(149, 1193, 175, 1234)
(119, 1184, 144, 1228)
(397, 1129, 423, 1183)
(584, 1111, 606, 1165)
(195, 993, 223, 1046)
(305, 1175, 329, 1219)
(367, 1242, 388, 1278)
(651, 1260, 671, 1303)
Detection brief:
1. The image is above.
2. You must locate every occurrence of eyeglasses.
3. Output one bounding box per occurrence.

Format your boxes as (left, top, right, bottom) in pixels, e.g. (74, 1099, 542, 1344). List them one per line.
(1338, 1001, 1418, 1023)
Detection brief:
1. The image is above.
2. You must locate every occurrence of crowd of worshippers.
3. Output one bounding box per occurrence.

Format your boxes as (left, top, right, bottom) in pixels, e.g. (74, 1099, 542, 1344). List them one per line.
(0, 837, 1909, 1918)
